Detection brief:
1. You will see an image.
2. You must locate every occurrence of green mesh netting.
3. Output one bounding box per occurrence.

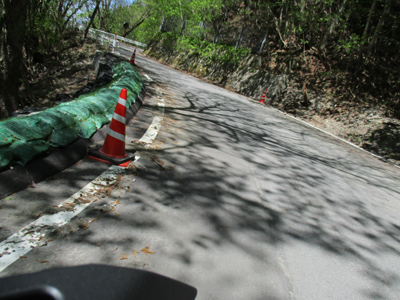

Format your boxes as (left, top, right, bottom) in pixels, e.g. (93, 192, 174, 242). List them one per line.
(76, 119, 98, 139)
(35, 110, 77, 130)
(0, 61, 142, 169)
(0, 117, 51, 141)
(49, 126, 79, 147)
(55, 103, 91, 122)
(0, 132, 13, 147)
(0, 148, 13, 168)
(10, 140, 51, 165)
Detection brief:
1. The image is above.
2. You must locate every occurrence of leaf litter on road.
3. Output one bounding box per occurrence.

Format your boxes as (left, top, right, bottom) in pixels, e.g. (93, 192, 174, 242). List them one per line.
(141, 245, 156, 255)
(132, 249, 140, 258)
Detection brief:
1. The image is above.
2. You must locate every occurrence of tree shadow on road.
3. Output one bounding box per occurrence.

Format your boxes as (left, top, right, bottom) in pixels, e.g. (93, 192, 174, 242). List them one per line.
(120, 85, 400, 299)
(6, 60, 399, 300)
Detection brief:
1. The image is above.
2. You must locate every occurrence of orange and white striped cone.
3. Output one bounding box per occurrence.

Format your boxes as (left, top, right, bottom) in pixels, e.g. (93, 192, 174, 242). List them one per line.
(88, 88, 135, 167)
(129, 49, 136, 65)
(259, 88, 267, 104)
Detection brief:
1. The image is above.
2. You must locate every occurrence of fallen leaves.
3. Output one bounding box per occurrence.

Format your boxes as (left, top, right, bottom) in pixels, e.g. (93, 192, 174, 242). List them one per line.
(141, 246, 156, 256)
(132, 249, 140, 258)
(74, 197, 91, 204)
(118, 246, 156, 261)
(149, 155, 174, 171)
(80, 223, 89, 230)
(59, 202, 76, 212)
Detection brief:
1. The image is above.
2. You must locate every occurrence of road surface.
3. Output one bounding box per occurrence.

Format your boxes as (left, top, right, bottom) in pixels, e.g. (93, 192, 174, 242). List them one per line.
(1, 46, 400, 300)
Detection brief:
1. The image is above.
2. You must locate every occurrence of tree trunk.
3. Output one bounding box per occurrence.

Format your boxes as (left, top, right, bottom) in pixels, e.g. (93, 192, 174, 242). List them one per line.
(235, 26, 245, 49)
(83, 1, 100, 41)
(0, 0, 28, 118)
(123, 10, 151, 37)
(214, 24, 222, 43)
(257, 31, 268, 54)
(320, 0, 348, 50)
(180, 19, 187, 35)
(123, 18, 146, 37)
(266, 4, 286, 47)
(362, 0, 377, 40)
(159, 17, 165, 32)
(62, 2, 84, 33)
(99, 0, 112, 31)
(369, 0, 391, 52)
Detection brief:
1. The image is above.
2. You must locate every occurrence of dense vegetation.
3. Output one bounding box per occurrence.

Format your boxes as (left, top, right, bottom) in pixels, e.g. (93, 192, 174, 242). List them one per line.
(143, 0, 400, 118)
(1, 0, 399, 119)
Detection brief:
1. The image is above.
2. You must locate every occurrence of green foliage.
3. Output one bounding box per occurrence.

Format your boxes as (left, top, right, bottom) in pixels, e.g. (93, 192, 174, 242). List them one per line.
(1, 0, 398, 117)
(168, 33, 250, 65)
(338, 34, 365, 53)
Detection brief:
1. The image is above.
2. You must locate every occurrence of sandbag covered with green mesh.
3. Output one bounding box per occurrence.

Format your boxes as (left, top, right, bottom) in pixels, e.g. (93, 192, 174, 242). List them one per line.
(0, 148, 13, 169)
(10, 140, 51, 165)
(0, 60, 143, 168)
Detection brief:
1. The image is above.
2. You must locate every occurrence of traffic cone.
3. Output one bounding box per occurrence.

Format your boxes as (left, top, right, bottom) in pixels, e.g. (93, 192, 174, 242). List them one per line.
(259, 88, 267, 104)
(88, 88, 135, 167)
(130, 49, 136, 65)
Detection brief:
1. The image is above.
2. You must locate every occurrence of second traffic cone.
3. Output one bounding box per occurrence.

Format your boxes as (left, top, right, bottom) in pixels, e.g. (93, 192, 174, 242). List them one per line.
(259, 88, 267, 104)
(130, 49, 136, 65)
(89, 88, 135, 166)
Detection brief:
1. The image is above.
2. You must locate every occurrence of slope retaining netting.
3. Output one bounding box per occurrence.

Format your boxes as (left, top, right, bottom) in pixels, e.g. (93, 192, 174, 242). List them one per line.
(0, 61, 142, 169)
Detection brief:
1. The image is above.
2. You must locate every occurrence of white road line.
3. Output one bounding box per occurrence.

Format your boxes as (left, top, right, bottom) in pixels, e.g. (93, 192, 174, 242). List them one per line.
(273, 106, 400, 169)
(0, 166, 124, 272)
(0, 75, 164, 273)
(144, 74, 153, 82)
(139, 98, 164, 145)
(252, 100, 399, 169)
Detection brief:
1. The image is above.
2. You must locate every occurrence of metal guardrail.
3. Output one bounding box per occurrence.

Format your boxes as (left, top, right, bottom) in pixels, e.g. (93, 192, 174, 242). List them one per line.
(89, 28, 147, 49)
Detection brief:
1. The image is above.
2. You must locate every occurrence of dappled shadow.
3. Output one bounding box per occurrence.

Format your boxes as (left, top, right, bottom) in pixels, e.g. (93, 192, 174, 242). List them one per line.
(363, 122, 400, 162)
(119, 75, 400, 298)
(3, 55, 399, 299)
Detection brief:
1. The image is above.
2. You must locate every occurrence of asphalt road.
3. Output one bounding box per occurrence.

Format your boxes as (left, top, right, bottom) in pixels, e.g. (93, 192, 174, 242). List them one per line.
(1, 46, 400, 300)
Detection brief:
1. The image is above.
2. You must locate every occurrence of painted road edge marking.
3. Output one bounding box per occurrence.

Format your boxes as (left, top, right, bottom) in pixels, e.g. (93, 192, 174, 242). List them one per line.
(139, 97, 165, 145)
(0, 75, 164, 273)
(0, 166, 124, 272)
(255, 101, 400, 169)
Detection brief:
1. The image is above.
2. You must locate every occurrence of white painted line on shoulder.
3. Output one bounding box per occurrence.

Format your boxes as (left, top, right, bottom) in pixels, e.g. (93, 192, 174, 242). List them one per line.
(139, 98, 165, 146)
(144, 74, 153, 82)
(0, 166, 124, 273)
(282, 110, 399, 169)
(0, 95, 166, 273)
(258, 102, 399, 169)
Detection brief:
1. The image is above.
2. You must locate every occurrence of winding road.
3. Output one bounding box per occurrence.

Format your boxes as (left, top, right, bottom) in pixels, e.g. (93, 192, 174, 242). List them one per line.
(1, 46, 400, 300)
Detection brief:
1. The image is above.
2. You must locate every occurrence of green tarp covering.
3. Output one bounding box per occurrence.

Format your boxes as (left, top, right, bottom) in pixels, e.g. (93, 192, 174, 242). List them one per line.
(0, 61, 142, 168)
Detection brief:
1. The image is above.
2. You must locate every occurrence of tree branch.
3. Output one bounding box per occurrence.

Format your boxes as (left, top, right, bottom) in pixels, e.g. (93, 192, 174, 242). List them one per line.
(123, 9, 151, 37)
